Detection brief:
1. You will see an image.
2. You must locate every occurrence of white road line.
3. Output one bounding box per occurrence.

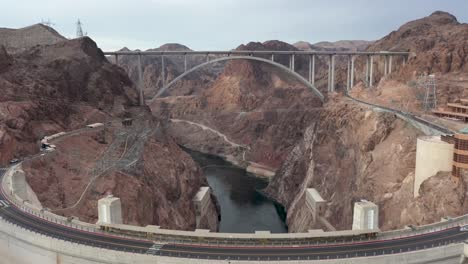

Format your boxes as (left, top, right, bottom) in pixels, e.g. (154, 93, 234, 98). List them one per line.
(0, 200, 10, 207)
(146, 243, 163, 255)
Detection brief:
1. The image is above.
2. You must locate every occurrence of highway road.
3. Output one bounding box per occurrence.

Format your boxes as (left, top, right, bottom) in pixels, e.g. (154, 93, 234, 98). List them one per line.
(0, 169, 467, 261)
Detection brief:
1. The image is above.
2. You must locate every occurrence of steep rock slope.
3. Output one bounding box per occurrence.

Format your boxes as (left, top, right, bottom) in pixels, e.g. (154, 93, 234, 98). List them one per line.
(150, 40, 323, 170)
(0, 37, 138, 165)
(294, 40, 373, 52)
(265, 99, 465, 231)
(351, 11, 468, 113)
(0, 24, 66, 53)
(22, 112, 219, 231)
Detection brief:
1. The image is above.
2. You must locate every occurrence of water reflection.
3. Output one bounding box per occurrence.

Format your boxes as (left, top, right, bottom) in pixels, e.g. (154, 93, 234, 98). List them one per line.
(189, 151, 287, 233)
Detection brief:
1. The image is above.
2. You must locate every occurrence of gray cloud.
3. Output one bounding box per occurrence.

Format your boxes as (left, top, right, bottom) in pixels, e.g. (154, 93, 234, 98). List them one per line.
(1, 0, 467, 51)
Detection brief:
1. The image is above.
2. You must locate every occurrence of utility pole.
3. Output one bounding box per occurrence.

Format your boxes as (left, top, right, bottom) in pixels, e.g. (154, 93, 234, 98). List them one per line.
(76, 19, 84, 38)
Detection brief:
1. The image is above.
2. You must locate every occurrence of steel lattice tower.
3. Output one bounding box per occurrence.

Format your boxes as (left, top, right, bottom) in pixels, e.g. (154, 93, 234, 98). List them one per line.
(76, 19, 84, 38)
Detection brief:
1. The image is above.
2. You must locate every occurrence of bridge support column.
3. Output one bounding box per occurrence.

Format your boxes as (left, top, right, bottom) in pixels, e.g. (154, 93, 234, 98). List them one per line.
(271, 54, 274, 61)
(289, 55, 292, 70)
(309, 55, 315, 85)
(291, 54, 295, 71)
(350, 56, 355, 88)
(184, 54, 187, 72)
(161, 55, 165, 87)
(206, 53, 210, 63)
(384, 55, 388, 75)
(346, 56, 351, 91)
(389, 56, 393, 74)
(369, 55, 374, 87)
(137, 54, 144, 106)
(114, 54, 118, 66)
(327, 55, 336, 92)
(365, 55, 370, 87)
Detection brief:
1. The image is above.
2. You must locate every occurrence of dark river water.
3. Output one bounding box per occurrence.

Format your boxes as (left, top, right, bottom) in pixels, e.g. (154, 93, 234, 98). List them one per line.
(188, 150, 287, 233)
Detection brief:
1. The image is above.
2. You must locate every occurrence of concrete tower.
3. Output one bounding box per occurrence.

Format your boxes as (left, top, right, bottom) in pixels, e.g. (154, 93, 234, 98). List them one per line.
(97, 195, 123, 225)
(352, 200, 379, 230)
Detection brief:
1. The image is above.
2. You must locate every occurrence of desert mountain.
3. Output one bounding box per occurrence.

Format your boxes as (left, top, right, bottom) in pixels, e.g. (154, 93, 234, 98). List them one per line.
(0, 24, 67, 53)
(294, 40, 373, 51)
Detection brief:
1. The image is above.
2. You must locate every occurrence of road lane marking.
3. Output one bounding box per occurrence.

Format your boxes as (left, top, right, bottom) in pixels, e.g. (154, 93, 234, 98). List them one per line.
(0, 200, 9, 207)
(146, 243, 164, 254)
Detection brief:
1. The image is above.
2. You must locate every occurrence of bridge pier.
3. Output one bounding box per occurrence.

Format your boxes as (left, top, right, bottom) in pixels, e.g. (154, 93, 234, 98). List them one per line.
(365, 55, 369, 86)
(291, 54, 295, 71)
(161, 55, 165, 87)
(350, 55, 355, 88)
(384, 56, 388, 76)
(114, 54, 118, 66)
(389, 56, 393, 74)
(309, 55, 315, 85)
(184, 54, 187, 72)
(369, 55, 374, 87)
(328, 55, 335, 92)
(271, 54, 274, 61)
(137, 54, 144, 105)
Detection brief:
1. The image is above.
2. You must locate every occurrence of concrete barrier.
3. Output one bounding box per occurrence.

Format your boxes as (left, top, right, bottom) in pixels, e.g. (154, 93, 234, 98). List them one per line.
(0, 219, 464, 264)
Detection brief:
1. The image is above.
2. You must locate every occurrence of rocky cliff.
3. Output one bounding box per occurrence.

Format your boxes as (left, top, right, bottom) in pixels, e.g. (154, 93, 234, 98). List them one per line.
(351, 11, 468, 114)
(0, 32, 218, 231)
(265, 99, 465, 231)
(22, 110, 218, 231)
(0, 36, 138, 165)
(150, 40, 323, 171)
(0, 24, 67, 54)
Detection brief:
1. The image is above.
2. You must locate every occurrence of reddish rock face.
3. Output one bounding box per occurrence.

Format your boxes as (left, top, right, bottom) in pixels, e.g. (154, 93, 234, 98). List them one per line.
(149, 40, 324, 170)
(0, 36, 138, 165)
(22, 112, 218, 231)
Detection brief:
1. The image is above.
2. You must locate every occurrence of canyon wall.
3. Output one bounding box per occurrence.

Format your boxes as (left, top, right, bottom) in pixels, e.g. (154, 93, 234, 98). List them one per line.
(265, 99, 466, 232)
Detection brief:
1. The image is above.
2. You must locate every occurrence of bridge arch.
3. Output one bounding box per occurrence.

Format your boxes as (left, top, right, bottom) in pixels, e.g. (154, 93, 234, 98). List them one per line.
(148, 55, 325, 102)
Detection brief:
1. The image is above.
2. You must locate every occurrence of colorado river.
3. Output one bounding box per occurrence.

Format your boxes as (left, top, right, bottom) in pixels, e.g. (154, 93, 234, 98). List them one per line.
(188, 150, 287, 233)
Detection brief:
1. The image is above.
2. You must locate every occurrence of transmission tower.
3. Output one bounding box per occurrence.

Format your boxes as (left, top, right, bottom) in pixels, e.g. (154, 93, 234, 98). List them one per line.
(419, 74, 437, 111)
(76, 19, 84, 38)
(40, 19, 55, 27)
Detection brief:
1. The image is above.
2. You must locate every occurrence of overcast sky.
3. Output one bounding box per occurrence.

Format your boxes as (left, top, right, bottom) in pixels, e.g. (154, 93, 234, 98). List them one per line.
(2, 0, 467, 51)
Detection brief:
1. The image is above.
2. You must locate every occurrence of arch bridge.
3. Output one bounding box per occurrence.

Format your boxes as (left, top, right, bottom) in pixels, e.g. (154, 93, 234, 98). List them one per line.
(103, 50, 411, 105)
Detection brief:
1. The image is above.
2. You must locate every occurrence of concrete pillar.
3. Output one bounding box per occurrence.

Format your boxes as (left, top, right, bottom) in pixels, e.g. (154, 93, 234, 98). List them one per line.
(346, 56, 351, 92)
(289, 55, 292, 70)
(291, 54, 295, 72)
(271, 54, 274, 61)
(137, 54, 144, 106)
(350, 56, 355, 88)
(161, 55, 165, 87)
(97, 195, 123, 225)
(309, 55, 315, 85)
(369, 55, 374, 87)
(389, 56, 393, 74)
(206, 53, 210, 62)
(184, 54, 187, 72)
(352, 200, 379, 230)
(365, 55, 370, 86)
(384, 56, 388, 75)
(328, 55, 332, 91)
(114, 54, 118, 66)
(330, 55, 335, 92)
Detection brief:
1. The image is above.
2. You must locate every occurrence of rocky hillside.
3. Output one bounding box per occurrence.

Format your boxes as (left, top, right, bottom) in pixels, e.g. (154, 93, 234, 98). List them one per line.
(22, 110, 219, 231)
(150, 40, 324, 170)
(351, 11, 468, 114)
(0, 37, 138, 165)
(265, 99, 465, 231)
(0, 24, 66, 53)
(0, 31, 219, 231)
(294, 40, 373, 52)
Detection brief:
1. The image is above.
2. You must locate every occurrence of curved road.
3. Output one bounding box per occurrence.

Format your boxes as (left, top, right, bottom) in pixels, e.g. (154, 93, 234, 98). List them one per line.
(0, 171, 466, 261)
